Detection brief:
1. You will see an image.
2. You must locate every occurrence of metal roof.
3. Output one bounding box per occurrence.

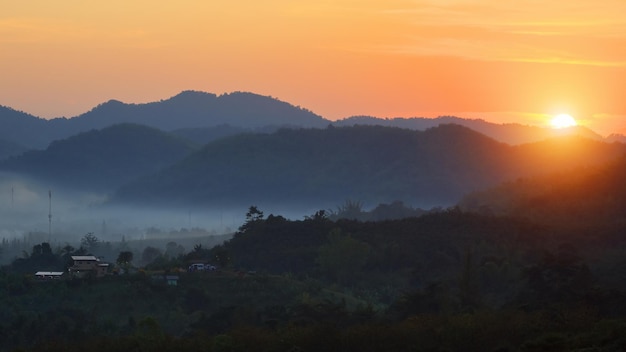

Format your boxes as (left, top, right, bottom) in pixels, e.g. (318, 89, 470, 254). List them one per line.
(71, 256, 98, 261)
(35, 271, 64, 276)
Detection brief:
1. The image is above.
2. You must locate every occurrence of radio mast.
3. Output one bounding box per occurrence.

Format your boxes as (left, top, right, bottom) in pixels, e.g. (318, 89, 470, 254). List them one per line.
(48, 190, 52, 243)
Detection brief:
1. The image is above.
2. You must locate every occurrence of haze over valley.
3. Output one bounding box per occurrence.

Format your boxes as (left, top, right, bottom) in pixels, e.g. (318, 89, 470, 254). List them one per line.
(1, 91, 625, 253)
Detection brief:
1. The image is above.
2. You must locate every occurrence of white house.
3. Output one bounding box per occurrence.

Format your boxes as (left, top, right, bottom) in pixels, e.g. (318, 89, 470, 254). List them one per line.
(35, 271, 64, 280)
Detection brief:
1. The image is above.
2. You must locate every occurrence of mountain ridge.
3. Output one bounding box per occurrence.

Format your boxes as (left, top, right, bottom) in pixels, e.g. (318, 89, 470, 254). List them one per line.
(2, 91, 623, 149)
(0, 91, 328, 149)
(112, 124, 626, 209)
(0, 123, 196, 191)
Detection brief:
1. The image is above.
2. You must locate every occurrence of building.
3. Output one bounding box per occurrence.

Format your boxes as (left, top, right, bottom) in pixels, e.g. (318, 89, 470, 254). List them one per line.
(69, 255, 109, 278)
(166, 275, 179, 286)
(35, 271, 64, 280)
(150, 274, 180, 286)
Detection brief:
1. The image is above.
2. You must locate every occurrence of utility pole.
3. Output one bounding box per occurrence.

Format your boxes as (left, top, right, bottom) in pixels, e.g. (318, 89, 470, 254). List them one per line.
(48, 190, 52, 243)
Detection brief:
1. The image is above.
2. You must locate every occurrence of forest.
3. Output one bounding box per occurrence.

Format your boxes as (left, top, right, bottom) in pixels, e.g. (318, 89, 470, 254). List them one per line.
(2, 104, 626, 350)
(3, 189, 626, 351)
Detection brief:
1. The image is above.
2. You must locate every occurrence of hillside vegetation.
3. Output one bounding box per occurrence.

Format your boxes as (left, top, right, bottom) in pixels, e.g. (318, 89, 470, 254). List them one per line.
(460, 153, 626, 231)
(0, 124, 196, 191)
(5, 148, 626, 350)
(3, 90, 623, 151)
(115, 125, 626, 208)
(0, 138, 27, 161)
(0, 91, 327, 149)
(5, 201, 626, 351)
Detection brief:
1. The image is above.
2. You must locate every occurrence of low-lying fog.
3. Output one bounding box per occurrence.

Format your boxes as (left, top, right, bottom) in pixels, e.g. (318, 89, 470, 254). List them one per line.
(0, 172, 323, 249)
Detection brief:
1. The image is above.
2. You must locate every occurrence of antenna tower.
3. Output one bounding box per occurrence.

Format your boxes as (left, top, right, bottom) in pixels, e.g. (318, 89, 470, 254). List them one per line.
(48, 190, 52, 243)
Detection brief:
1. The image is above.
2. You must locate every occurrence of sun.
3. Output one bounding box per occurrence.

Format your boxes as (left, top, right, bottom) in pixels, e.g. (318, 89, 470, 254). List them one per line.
(550, 113, 578, 129)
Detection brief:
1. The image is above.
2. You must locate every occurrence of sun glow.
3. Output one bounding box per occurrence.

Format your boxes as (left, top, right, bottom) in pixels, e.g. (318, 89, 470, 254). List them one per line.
(550, 113, 578, 129)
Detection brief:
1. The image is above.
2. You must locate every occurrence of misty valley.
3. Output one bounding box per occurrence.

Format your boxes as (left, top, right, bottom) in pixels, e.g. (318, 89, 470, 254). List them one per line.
(2, 92, 626, 351)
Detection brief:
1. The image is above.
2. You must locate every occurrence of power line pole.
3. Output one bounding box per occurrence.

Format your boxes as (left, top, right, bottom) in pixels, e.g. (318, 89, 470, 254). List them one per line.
(48, 190, 52, 243)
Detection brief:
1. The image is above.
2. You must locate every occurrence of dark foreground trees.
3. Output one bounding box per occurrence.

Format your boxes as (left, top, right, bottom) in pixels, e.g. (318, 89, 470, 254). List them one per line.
(5, 207, 626, 351)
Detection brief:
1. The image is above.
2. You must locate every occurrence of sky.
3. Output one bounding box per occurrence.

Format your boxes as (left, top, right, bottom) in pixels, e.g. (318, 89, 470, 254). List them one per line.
(1, 0, 625, 136)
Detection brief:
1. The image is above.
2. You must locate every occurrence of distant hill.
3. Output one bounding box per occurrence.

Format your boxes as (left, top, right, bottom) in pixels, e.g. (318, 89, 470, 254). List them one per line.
(0, 91, 328, 149)
(4, 91, 623, 151)
(334, 115, 607, 145)
(0, 138, 28, 161)
(68, 91, 328, 131)
(0, 106, 57, 149)
(0, 124, 196, 191)
(113, 124, 626, 209)
(459, 152, 626, 230)
(171, 124, 251, 146)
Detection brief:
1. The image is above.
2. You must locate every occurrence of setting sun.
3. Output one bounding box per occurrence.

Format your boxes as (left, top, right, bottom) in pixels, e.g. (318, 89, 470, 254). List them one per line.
(550, 114, 578, 129)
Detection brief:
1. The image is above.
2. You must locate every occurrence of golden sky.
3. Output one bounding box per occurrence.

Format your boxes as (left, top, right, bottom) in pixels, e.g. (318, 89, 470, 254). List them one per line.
(1, 0, 625, 135)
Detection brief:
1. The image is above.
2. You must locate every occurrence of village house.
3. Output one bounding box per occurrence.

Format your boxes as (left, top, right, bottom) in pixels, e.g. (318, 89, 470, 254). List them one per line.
(34, 271, 64, 280)
(150, 274, 180, 286)
(69, 255, 109, 278)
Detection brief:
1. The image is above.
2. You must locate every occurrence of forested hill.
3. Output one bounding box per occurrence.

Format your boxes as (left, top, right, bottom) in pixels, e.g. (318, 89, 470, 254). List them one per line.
(335, 115, 608, 145)
(0, 91, 328, 149)
(4, 91, 624, 151)
(0, 124, 196, 191)
(459, 152, 626, 231)
(68, 91, 328, 131)
(0, 138, 28, 161)
(0, 106, 63, 149)
(114, 124, 626, 208)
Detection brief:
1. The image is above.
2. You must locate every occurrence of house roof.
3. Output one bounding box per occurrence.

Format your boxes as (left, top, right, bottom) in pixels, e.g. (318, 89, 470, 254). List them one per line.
(71, 256, 98, 261)
(35, 271, 64, 276)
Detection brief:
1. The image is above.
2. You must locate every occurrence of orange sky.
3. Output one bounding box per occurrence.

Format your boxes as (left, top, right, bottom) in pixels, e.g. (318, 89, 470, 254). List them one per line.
(1, 0, 625, 135)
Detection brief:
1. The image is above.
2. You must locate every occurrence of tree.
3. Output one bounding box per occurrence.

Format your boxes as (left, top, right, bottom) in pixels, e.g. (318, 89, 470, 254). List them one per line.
(31, 243, 43, 257)
(41, 242, 53, 255)
(239, 205, 265, 232)
(80, 232, 100, 253)
(165, 241, 185, 258)
(246, 205, 264, 222)
(329, 200, 365, 220)
(316, 228, 371, 285)
(141, 246, 162, 266)
(211, 245, 231, 268)
(305, 210, 328, 222)
(117, 251, 134, 273)
(61, 244, 75, 256)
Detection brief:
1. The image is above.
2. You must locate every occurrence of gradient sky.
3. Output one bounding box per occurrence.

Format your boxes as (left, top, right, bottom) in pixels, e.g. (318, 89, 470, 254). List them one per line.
(1, 0, 625, 135)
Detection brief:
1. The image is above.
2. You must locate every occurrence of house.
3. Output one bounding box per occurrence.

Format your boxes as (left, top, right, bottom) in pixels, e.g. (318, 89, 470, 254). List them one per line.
(69, 255, 109, 278)
(150, 274, 180, 286)
(35, 271, 64, 280)
(166, 275, 179, 286)
(188, 263, 217, 272)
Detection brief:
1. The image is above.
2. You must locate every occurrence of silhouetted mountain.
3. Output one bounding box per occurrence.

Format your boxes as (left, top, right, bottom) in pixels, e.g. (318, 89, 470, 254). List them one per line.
(0, 91, 328, 149)
(334, 115, 606, 145)
(0, 124, 196, 191)
(2, 91, 619, 151)
(0, 138, 28, 161)
(0, 106, 61, 149)
(114, 125, 626, 209)
(459, 152, 626, 230)
(70, 91, 328, 131)
(171, 124, 251, 145)
(606, 133, 626, 143)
